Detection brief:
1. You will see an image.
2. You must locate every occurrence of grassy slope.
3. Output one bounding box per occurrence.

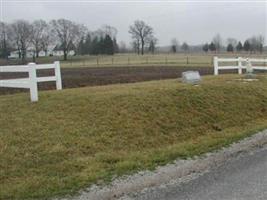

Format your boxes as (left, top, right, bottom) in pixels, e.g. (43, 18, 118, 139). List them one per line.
(1, 75, 267, 199)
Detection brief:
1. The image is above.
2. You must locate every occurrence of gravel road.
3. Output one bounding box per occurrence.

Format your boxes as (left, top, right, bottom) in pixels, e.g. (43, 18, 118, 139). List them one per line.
(126, 147, 267, 200)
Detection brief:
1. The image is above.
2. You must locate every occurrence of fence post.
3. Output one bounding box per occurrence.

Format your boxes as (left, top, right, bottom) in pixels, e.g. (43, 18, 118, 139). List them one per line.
(28, 63, 38, 102)
(211, 57, 213, 67)
(214, 56, 219, 75)
(54, 61, 62, 90)
(187, 56, 189, 65)
(238, 57, 242, 74)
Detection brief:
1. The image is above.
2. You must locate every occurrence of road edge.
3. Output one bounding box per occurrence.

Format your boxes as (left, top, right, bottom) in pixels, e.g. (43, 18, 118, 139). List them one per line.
(57, 129, 267, 200)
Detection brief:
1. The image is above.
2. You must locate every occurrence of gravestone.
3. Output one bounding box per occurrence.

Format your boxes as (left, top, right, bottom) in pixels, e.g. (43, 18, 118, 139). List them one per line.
(245, 58, 256, 79)
(182, 71, 201, 84)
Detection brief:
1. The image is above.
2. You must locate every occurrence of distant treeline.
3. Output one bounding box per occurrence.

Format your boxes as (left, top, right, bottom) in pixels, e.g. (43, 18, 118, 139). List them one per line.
(77, 34, 119, 55)
(0, 19, 265, 61)
(170, 34, 265, 54)
(201, 35, 264, 54)
(0, 19, 120, 60)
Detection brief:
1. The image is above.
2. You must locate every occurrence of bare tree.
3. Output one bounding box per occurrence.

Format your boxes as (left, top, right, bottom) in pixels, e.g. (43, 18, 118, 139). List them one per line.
(181, 42, 189, 53)
(102, 25, 118, 39)
(31, 20, 48, 58)
(148, 36, 158, 54)
(248, 36, 257, 53)
(257, 35, 265, 45)
(119, 41, 127, 53)
(171, 38, 179, 53)
(40, 32, 52, 57)
(212, 33, 222, 53)
(9, 20, 32, 60)
(129, 20, 153, 55)
(131, 40, 140, 54)
(50, 19, 86, 60)
(256, 35, 264, 53)
(227, 38, 237, 47)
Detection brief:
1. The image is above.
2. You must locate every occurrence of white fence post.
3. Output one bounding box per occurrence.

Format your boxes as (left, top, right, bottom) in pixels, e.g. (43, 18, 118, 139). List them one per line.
(238, 57, 242, 74)
(0, 62, 62, 102)
(28, 63, 38, 102)
(54, 61, 62, 90)
(214, 56, 219, 75)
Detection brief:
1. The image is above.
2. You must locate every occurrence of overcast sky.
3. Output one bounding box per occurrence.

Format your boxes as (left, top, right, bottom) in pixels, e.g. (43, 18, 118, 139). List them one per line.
(1, 0, 267, 46)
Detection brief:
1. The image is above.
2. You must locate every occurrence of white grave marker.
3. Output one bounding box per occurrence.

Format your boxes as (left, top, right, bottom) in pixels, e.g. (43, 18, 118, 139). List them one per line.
(182, 71, 201, 84)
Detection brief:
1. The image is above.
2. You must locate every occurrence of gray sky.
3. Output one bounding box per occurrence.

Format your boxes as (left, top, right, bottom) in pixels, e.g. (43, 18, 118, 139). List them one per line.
(1, 0, 267, 46)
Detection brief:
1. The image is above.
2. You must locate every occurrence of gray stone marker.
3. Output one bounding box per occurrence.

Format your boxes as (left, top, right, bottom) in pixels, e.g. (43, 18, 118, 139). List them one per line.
(182, 71, 201, 84)
(245, 58, 256, 79)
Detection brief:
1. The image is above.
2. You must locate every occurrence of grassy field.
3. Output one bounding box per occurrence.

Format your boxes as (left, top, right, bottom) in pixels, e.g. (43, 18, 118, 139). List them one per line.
(1, 75, 267, 199)
(1, 53, 267, 68)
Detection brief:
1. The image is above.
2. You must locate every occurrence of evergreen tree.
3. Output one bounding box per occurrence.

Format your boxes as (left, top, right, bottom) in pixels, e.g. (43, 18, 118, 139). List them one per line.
(84, 34, 92, 54)
(171, 45, 176, 53)
(99, 36, 105, 54)
(202, 43, 209, 53)
(236, 41, 243, 52)
(89, 35, 115, 55)
(90, 36, 99, 55)
(209, 42, 216, 52)
(181, 42, 189, 52)
(0, 23, 10, 59)
(77, 37, 85, 55)
(112, 37, 119, 53)
(104, 35, 114, 55)
(226, 44, 234, 52)
(243, 40, 251, 52)
(0, 40, 10, 59)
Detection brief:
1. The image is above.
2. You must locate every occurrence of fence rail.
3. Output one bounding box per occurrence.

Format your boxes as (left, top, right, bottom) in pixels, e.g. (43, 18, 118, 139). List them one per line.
(213, 57, 267, 75)
(0, 61, 62, 102)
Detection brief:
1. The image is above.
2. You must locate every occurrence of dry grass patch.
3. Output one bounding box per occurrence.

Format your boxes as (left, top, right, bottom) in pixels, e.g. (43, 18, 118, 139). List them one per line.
(1, 75, 267, 199)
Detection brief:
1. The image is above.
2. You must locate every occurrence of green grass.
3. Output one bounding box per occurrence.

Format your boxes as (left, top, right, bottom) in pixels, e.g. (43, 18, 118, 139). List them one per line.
(1, 75, 267, 199)
(2, 53, 267, 68)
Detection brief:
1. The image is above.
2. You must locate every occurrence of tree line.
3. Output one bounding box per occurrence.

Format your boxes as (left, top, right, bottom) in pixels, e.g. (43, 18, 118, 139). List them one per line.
(0, 19, 120, 61)
(170, 34, 264, 54)
(201, 34, 264, 54)
(0, 19, 265, 61)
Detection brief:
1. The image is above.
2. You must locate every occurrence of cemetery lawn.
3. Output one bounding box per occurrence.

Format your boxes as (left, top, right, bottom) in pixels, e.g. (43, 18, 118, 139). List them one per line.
(1, 75, 267, 199)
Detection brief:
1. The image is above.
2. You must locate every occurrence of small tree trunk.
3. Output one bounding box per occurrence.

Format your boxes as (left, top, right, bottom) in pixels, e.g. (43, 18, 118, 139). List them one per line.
(18, 49, 21, 59)
(64, 50, 67, 60)
(22, 49, 26, 61)
(35, 44, 39, 58)
(141, 41, 144, 55)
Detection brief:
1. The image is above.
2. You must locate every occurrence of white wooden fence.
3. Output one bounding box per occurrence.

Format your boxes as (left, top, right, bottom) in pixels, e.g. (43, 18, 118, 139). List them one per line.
(0, 61, 62, 102)
(214, 57, 267, 75)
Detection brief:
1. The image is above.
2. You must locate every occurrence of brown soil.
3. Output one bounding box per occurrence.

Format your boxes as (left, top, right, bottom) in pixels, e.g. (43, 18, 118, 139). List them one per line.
(0, 66, 221, 95)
